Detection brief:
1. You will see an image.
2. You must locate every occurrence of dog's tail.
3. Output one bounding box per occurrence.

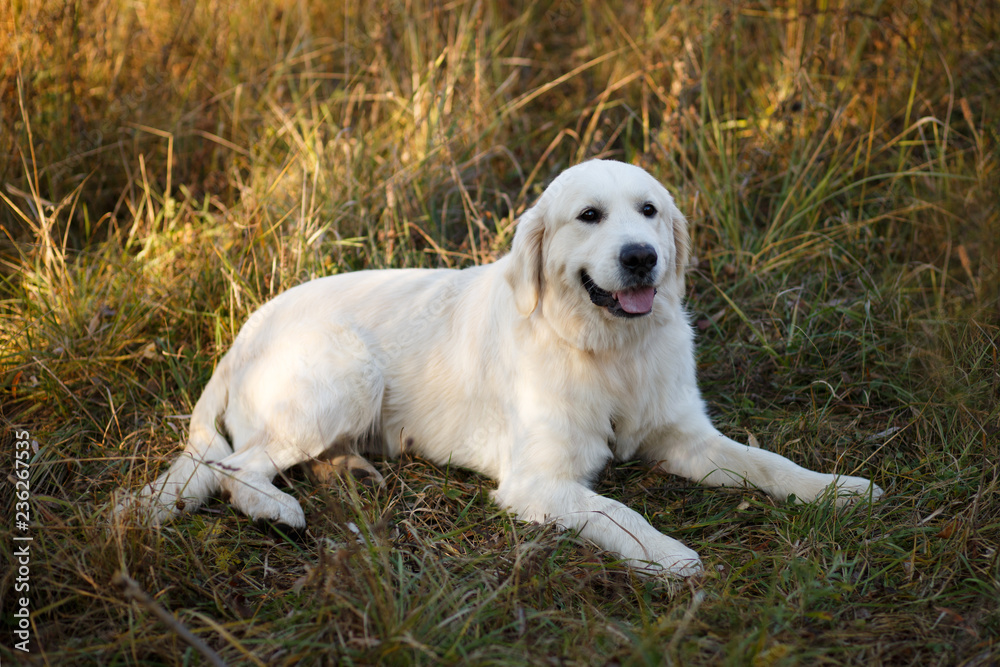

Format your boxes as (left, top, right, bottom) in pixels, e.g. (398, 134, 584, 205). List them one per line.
(116, 355, 233, 524)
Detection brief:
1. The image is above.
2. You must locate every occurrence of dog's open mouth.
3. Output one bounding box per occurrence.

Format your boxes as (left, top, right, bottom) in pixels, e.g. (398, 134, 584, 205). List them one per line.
(581, 271, 656, 318)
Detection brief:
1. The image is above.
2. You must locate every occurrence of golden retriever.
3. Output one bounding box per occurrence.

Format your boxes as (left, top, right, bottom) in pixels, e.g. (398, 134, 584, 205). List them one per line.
(117, 160, 881, 576)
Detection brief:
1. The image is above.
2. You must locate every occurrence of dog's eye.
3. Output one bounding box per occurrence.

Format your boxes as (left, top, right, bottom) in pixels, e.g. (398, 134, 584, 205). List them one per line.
(641, 203, 657, 217)
(577, 207, 601, 224)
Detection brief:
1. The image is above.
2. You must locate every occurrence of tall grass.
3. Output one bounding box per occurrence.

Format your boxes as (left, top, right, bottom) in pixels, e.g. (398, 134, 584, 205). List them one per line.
(2, 0, 998, 664)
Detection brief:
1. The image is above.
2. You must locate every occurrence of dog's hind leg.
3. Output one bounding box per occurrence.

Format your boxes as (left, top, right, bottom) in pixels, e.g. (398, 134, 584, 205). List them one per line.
(117, 355, 235, 524)
(308, 454, 385, 487)
(214, 434, 309, 528)
(214, 323, 385, 528)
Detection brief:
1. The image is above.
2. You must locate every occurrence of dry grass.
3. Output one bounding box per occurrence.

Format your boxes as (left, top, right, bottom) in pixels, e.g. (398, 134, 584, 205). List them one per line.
(1, 1, 998, 664)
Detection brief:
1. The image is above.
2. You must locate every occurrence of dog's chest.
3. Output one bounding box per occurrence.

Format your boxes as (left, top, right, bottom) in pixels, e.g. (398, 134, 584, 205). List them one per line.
(597, 347, 684, 458)
(566, 353, 648, 436)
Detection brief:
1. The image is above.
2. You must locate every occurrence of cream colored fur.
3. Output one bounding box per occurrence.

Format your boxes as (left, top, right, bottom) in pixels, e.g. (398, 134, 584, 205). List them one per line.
(117, 160, 881, 577)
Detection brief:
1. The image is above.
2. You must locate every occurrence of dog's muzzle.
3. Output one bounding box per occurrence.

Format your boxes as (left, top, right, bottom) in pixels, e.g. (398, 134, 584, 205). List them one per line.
(581, 270, 657, 318)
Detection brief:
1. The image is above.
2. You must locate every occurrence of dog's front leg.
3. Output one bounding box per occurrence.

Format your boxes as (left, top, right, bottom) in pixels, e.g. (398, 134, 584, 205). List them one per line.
(493, 473, 703, 577)
(640, 417, 883, 506)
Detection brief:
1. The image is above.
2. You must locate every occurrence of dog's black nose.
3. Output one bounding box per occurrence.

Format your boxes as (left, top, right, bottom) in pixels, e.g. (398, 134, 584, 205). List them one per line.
(619, 243, 658, 276)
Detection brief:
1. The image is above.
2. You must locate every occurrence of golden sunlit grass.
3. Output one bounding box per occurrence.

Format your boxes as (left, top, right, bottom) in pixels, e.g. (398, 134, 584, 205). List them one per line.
(1, 1, 998, 664)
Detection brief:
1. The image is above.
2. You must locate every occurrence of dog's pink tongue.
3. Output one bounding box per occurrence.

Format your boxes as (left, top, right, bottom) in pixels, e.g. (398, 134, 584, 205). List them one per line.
(615, 286, 656, 314)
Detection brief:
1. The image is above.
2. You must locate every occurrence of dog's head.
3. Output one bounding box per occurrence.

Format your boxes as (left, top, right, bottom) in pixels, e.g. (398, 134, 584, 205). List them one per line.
(504, 160, 689, 348)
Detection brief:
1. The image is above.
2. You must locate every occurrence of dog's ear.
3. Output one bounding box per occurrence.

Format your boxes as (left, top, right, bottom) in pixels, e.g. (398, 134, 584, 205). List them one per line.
(504, 204, 545, 316)
(672, 210, 690, 286)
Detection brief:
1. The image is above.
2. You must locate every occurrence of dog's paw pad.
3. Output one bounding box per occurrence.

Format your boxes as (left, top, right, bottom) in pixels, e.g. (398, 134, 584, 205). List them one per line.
(349, 466, 384, 487)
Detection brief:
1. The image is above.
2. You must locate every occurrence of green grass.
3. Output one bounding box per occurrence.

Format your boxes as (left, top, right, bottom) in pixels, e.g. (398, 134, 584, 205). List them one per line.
(2, 0, 998, 664)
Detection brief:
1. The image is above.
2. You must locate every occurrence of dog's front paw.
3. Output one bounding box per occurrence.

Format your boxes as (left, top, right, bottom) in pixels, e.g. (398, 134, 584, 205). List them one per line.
(789, 474, 884, 507)
(796, 475, 883, 507)
(630, 539, 704, 578)
(656, 554, 704, 578)
(830, 475, 883, 507)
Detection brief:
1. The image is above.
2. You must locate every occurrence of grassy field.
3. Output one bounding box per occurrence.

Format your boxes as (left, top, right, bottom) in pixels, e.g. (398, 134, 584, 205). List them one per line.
(2, 0, 998, 664)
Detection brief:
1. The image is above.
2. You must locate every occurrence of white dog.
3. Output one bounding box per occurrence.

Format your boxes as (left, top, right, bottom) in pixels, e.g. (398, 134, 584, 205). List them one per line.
(118, 160, 881, 576)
